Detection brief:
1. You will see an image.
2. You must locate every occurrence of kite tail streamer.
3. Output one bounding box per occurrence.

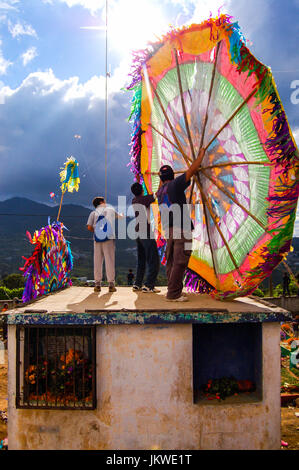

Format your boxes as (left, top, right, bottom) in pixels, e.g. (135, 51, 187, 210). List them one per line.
(127, 83, 143, 180)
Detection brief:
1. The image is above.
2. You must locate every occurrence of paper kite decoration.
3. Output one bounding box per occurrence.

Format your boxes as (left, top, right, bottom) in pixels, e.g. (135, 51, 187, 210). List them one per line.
(20, 221, 73, 303)
(60, 156, 80, 193)
(127, 14, 299, 300)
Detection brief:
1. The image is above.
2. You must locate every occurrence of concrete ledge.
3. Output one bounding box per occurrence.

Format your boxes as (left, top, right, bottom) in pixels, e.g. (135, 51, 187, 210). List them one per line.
(8, 309, 293, 325)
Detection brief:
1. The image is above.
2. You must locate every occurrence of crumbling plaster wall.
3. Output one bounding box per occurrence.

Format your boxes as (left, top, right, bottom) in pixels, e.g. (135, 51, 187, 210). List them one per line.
(7, 322, 281, 450)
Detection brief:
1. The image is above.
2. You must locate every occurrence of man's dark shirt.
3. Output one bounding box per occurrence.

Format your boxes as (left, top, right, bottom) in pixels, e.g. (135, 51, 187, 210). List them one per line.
(132, 194, 155, 239)
(157, 173, 194, 232)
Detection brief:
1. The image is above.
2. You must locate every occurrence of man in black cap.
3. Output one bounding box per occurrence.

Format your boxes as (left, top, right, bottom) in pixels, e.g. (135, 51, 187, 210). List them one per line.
(156, 149, 205, 301)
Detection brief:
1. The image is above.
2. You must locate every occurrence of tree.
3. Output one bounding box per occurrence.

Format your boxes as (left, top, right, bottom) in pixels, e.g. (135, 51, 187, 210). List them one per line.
(2, 273, 25, 289)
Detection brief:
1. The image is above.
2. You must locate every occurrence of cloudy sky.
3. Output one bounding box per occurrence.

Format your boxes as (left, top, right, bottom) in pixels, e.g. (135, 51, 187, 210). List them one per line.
(0, 0, 298, 231)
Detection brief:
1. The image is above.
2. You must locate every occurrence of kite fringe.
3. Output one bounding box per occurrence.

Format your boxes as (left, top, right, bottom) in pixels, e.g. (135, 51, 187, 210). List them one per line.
(184, 268, 215, 294)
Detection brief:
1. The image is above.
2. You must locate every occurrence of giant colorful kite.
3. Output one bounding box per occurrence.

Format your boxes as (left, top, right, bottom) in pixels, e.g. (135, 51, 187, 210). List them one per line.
(127, 14, 299, 300)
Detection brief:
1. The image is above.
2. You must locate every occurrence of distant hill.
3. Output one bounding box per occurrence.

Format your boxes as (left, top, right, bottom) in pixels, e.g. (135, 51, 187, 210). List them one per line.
(0, 197, 297, 286)
(0, 197, 136, 281)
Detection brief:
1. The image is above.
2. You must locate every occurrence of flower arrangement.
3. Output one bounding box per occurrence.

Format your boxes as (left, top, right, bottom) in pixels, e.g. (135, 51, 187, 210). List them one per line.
(0, 438, 8, 450)
(202, 377, 256, 400)
(24, 348, 93, 406)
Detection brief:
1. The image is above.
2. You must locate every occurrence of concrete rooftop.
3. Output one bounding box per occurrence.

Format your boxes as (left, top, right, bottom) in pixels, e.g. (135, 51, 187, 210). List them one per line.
(7, 286, 292, 325)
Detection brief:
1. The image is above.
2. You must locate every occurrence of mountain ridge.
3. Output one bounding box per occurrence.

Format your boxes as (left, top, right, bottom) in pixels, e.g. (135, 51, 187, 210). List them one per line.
(0, 197, 297, 285)
(0, 197, 136, 280)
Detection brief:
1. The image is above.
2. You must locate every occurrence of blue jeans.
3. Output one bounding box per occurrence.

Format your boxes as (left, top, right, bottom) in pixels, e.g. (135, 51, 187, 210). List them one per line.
(135, 238, 160, 289)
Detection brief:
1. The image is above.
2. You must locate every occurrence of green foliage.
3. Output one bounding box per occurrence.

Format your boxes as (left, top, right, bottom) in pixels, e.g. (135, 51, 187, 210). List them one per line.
(273, 283, 283, 297)
(2, 273, 25, 289)
(289, 279, 298, 295)
(273, 279, 298, 297)
(71, 277, 87, 287)
(281, 364, 299, 387)
(252, 287, 265, 297)
(0, 286, 23, 300)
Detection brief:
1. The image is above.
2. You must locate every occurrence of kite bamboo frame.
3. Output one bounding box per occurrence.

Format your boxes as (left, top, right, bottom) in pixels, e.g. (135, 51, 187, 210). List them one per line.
(146, 53, 267, 278)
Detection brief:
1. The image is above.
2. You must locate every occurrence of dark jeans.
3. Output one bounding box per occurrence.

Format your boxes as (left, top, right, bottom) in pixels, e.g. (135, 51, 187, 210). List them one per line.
(135, 238, 160, 289)
(166, 228, 192, 299)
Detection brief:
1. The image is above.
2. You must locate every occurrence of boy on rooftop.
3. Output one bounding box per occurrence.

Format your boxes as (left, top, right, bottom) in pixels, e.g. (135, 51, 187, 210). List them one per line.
(87, 196, 123, 293)
(131, 182, 160, 293)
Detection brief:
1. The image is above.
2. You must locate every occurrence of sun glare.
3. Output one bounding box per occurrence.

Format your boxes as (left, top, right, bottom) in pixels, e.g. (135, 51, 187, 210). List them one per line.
(108, 0, 167, 55)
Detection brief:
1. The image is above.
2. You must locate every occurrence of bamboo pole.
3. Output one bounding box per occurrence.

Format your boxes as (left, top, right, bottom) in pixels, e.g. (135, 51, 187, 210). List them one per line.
(197, 41, 221, 159)
(174, 47, 197, 207)
(200, 161, 269, 171)
(149, 79, 190, 164)
(199, 182, 241, 275)
(149, 123, 188, 157)
(57, 192, 65, 222)
(196, 181, 219, 282)
(174, 48, 196, 160)
(282, 260, 299, 288)
(203, 87, 257, 152)
(201, 168, 268, 231)
(189, 42, 220, 203)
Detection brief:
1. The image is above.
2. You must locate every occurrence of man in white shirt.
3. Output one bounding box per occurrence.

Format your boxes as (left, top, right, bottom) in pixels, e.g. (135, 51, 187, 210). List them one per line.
(87, 196, 123, 293)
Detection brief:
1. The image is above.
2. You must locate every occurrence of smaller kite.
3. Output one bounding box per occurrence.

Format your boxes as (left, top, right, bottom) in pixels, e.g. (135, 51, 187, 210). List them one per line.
(57, 156, 80, 220)
(19, 157, 80, 302)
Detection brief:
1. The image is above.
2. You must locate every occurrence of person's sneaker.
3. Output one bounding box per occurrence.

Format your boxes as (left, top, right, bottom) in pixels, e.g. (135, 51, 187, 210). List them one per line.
(94, 286, 101, 293)
(109, 285, 117, 293)
(164, 292, 188, 298)
(142, 286, 161, 293)
(165, 295, 188, 302)
(132, 285, 142, 292)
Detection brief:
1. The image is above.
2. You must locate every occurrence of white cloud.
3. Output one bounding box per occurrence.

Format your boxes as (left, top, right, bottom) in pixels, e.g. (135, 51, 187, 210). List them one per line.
(57, 0, 104, 13)
(0, 39, 11, 74)
(293, 127, 299, 145)
(189, 0, 231, 23)
(21, 46, 38, 66)
(13, 68, 103, 101)
(0, 55, 11, 74)
(0, 67, 132, 205)
(8, 20, 37, 38)
(0, 1, 19, 11)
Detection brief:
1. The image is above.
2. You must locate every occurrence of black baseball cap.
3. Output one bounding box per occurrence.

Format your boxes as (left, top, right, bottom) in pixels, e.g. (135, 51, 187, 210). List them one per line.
(159, 165, 174, 181)
(131, 182, 143, 196)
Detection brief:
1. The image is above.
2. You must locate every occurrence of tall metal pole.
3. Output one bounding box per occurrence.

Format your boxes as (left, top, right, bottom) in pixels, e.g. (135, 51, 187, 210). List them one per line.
(105, 0, 108, 201)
